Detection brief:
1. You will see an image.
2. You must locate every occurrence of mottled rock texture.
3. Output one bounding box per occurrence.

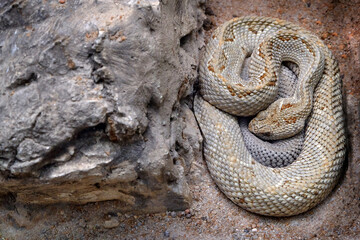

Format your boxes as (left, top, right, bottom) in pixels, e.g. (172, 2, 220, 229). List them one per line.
(0, 0, 204, 212)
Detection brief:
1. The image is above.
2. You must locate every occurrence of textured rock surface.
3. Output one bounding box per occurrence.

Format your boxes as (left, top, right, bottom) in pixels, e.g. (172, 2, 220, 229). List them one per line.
(0, 0, 204, 211)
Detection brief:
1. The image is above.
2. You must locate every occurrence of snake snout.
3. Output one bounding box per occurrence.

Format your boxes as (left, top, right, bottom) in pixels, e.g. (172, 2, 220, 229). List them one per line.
(248, 119, 273, 140)
(248, 121, 256, 133)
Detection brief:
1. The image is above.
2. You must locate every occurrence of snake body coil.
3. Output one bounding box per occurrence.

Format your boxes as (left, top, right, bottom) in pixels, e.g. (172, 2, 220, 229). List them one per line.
(194, 16, 346, 216)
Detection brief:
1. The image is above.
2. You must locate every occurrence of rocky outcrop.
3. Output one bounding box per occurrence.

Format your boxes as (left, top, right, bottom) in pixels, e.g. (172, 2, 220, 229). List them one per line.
(0, 0, 204, 212)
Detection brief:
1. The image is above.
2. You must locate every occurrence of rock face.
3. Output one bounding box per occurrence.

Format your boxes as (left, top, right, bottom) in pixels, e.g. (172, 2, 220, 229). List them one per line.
(0, 0, 204, 212)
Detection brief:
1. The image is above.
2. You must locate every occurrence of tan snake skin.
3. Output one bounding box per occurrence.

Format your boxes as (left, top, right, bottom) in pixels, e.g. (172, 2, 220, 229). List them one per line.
(194, 16, 346, 216)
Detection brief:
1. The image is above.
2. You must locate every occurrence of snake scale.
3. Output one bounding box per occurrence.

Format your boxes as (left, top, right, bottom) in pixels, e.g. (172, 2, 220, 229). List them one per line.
(194, 16, 346, 216)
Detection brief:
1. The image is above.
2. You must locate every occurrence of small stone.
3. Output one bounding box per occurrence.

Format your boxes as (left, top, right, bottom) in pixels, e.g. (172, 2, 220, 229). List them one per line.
(184, 209, 191, 215)
(244, 228, 250, 233)
(251, 224, 257, 228)
(185, 213, 192, 218)
(252, 228, 258, 232)
(205, 6, 215, 16)
(203, 18, 213, 31)
(59, 0, 66, 3)
(103, 218, 120, 229)
(164, 230, 170, 237)
(120, 36, 127, 42)
(170, 211, 177, 218)
(321, 32, 329, 40)
(79, 219, 87, 228)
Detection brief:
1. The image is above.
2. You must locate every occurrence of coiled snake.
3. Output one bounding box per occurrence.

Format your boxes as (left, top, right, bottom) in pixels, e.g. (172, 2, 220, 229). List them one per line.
(194, 16, 346, 216)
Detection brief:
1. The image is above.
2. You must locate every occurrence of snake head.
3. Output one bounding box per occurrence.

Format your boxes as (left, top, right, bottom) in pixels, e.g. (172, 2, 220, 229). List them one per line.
(248, 109, 276, 140)
(248, 99, 305, 140)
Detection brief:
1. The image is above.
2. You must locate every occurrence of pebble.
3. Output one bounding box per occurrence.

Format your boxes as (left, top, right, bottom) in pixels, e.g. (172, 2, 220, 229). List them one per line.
(186, 214, 192, 218)
(321, 32, 329, 40)
(252, 228, 258, 232)
(103, 218, 120, 229)
(164, 230, 170, 237)
(205, 6, 215, 16)
(79, 219, 87, 228)
(203, 18, 213, 31)
(185, 209, 191, 215)
(170, 211, 177, 218)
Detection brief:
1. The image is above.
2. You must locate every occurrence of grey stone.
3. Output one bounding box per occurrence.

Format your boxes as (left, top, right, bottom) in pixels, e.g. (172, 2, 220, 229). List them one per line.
(103, 218, 120, 229)
(16, 138, 50, 162)
(164, 230, 170, 237)
(0, 0, 205, 212)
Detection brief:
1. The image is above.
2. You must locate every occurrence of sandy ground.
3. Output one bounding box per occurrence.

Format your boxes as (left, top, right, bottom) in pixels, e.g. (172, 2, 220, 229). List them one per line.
(1, 0, 359, 239)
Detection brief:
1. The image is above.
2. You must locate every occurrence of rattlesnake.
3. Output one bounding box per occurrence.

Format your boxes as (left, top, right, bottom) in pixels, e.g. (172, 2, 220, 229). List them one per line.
(194, 16, 346, 216)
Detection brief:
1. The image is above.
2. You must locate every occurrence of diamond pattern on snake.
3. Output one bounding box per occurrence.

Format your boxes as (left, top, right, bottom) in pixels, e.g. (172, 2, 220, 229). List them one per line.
(194, 16, 346, 217)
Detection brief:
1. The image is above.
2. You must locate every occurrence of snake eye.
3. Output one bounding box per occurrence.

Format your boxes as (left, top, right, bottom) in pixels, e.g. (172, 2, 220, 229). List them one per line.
(256, 131, 273, 141)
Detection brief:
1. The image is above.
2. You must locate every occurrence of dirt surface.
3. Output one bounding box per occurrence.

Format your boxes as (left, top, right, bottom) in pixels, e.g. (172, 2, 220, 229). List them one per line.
(1, 0, 360, 239)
